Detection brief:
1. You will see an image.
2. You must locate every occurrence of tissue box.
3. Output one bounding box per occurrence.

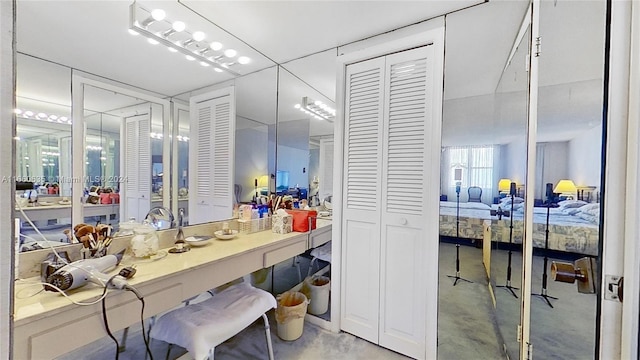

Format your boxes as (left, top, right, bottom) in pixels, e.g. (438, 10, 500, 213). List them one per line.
(272, 213, 293, 234)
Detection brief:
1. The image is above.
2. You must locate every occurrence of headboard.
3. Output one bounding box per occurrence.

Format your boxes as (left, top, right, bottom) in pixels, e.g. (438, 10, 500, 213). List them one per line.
(577, 186, 598, 203)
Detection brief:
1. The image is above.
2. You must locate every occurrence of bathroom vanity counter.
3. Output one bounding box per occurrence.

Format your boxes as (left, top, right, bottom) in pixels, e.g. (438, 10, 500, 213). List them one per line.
(13, 228, 312, 359)
(16, 202, 119, 222)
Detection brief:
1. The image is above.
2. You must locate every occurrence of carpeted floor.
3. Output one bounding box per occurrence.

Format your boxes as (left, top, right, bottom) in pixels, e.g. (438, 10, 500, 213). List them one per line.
(57, 242, 596, 360)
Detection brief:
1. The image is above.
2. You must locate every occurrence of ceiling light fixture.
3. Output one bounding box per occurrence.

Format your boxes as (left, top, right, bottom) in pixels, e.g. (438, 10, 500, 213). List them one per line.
(15, 108, 72, 125)
(129, 3, 252, 76)
(296, 97, 335, 122)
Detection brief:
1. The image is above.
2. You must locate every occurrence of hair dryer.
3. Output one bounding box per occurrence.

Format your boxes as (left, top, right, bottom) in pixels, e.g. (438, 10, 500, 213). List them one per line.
(45, 249, 127, 292)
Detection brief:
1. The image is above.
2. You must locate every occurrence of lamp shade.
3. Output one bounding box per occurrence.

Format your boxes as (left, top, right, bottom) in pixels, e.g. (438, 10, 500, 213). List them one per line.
(554, 179, 577, 194)
(498, 178, 512, 192)
(258, 175, 269, 187)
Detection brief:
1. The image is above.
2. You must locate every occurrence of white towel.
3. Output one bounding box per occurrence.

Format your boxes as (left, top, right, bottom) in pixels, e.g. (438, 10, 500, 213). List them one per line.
(151, 283, 277, 360)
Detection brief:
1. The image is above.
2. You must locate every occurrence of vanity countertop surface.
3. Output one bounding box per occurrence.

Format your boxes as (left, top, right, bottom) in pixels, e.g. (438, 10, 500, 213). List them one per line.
(13, 220, 332, 324)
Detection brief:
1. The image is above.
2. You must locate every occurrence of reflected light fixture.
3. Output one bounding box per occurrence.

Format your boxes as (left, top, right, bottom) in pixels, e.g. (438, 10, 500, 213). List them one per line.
(498, 178, 512, 193)
(554, 179, 577, 199)
(15, 108, 72, 125)
(129, 3, 252, 76)
(295, 97, 335, 122)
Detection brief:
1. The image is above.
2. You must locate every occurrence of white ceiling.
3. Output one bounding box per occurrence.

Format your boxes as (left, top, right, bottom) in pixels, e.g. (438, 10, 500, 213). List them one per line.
(14, 0, 607, 146)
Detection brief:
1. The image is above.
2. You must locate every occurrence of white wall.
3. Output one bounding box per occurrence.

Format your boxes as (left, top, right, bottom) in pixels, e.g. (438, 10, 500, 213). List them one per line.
(568, 125, 602, 190)
(502, 139, 527, 185)
(235, 126, 269, 202)
(276, 145, 309, 190)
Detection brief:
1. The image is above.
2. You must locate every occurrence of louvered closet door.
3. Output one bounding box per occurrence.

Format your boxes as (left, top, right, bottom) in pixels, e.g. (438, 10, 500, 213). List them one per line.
(124, 114, 151, 222)
(378, 46, 433, 359)
(340, 57, 386, 344)
(189, 93, 235, 225)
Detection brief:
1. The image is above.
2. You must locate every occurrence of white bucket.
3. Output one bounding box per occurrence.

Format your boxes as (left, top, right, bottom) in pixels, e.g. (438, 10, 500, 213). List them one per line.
(306, 276, 330, 315)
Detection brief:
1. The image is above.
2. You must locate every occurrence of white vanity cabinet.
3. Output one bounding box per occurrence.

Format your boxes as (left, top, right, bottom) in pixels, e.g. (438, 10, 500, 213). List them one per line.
(338, 29, 444, 359)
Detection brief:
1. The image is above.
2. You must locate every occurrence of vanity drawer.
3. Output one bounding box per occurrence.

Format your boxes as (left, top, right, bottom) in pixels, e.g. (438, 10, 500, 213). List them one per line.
(263, 240, 307, 268)
(310, 226, 332, 248)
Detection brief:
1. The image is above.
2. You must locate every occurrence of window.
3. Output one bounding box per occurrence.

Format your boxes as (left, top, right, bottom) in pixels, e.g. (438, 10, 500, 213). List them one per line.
(444, 145, 497, 202)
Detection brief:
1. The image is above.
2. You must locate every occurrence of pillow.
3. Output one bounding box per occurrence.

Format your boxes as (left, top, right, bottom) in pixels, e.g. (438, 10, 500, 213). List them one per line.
(562, 207, 583, 216)
(557, 199, 587, 210)
(576, 211, 599, 225)
(500, 196, 524, 206)
(578, 203, 600, 216)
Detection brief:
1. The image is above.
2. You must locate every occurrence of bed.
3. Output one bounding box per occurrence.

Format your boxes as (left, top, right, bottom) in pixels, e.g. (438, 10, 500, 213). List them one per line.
(439, 199, 600, 256)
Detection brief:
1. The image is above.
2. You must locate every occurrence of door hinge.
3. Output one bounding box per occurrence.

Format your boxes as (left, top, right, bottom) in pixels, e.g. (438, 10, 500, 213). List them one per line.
(517, 324, 522, 343)
(526, 342, 533, 360)
(534, 36, 542, 57)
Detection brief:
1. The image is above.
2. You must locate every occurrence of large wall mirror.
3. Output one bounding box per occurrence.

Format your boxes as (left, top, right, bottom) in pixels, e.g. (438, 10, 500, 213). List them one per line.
(529, 1, 605, 358)
(437, 2, 530, 359)
(276, 66, 335, 206)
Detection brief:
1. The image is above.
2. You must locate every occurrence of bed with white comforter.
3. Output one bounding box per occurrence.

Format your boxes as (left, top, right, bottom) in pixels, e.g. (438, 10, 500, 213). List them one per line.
(439, 199, 600, 255)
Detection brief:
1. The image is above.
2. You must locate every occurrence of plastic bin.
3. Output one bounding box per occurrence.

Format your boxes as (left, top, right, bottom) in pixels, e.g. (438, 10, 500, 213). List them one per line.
(275, 291, 309, 341)
(304, 276, 330, 315)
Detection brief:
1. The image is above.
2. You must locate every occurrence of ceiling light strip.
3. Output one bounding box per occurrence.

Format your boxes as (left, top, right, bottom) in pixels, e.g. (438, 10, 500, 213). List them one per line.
(129, 3, 241, 76)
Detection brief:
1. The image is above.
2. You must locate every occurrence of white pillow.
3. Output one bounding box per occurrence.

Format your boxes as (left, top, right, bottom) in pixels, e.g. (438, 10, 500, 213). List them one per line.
(500, 196, 524, 206)
(578, 203, 600, 216)
(558, 199, 587, 210)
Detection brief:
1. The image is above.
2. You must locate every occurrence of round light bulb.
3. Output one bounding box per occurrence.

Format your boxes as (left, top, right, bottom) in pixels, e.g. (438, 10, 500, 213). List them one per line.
(128, 29, 139, 36)
(237, 56, 250, 64)
(209, 41, 223, 51)
(294, 104, 301, 109)
(60, 116, 68, 122)
(192, 31, 205, 42)
(14, 109, 22, 115)
(214, 68, 223, 73)
(151, 9, 166, 21)
(24, 111, 34, 117)
(315, 100, 322, 106)
(168, 47, 178, 53)
(37, 112, 47, 119)
(185, 55, 195, 61)
(172, 21, 186, 32)
(49, 115, 58, 120)
(200, 61, 210, 67)
(224, 49, 237, 58)
(148, 38, 159, 45)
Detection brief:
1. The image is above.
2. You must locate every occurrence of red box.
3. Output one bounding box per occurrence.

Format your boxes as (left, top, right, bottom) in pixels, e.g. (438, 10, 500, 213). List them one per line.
(285, 209, 318, 232)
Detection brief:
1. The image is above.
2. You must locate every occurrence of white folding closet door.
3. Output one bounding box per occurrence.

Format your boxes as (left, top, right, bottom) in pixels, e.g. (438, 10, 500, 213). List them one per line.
(379, 46, 432, 358)
(340, 57, 386, 343)
(189, 90, 235, 224)
(341, 45, 437, 359)
(124, 114, 151, 222)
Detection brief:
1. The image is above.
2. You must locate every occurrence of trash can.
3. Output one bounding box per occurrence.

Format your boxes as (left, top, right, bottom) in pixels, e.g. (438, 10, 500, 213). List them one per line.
(303, 276, 330, 315)
(275, 291, 309, 341)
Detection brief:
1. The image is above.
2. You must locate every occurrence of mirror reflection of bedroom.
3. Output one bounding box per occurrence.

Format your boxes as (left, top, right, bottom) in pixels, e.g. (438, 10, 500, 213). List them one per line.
(437, 1, 605, 359)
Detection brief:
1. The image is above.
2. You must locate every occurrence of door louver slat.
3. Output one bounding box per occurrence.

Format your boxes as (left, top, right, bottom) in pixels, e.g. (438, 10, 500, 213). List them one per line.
(346, 65, 383, 211)
(385, 58, 428, 216)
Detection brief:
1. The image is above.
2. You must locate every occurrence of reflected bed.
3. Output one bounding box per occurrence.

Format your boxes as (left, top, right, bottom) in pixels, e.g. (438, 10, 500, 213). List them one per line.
(439, 201, 599, 255)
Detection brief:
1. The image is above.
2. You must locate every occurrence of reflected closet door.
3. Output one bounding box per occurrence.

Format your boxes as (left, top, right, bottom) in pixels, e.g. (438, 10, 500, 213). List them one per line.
(123, 113, 151, 222)
(189, 88, 236, 224)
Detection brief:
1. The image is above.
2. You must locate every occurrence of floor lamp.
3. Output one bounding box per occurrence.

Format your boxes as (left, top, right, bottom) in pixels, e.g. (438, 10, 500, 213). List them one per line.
(533, 182, 563, 308)
(497, 181, 519, 298)
(447, 181, 473, 286)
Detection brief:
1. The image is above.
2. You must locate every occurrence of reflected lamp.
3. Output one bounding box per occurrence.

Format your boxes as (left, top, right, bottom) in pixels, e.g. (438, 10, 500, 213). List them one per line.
(554, 179, 577, 199)
(498, 178, 512, 194)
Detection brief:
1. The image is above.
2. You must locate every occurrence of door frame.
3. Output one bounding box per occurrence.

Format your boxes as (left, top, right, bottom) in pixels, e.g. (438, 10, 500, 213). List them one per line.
(333, 17, 445, 359)
(620, 0, 640, 359)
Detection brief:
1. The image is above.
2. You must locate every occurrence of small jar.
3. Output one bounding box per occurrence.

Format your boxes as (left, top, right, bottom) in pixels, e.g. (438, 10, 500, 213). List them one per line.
(130, 222, 159, 258)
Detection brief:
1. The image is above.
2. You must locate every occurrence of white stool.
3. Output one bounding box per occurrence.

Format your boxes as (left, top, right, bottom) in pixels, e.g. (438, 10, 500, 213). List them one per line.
(307, 241, 332, 277)
(150, 282, 277, 360)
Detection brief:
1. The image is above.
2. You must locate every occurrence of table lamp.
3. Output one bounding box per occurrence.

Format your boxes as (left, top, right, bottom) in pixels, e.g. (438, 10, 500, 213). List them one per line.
(498, 178, 512, 194)
(554, 179, 577, 199)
